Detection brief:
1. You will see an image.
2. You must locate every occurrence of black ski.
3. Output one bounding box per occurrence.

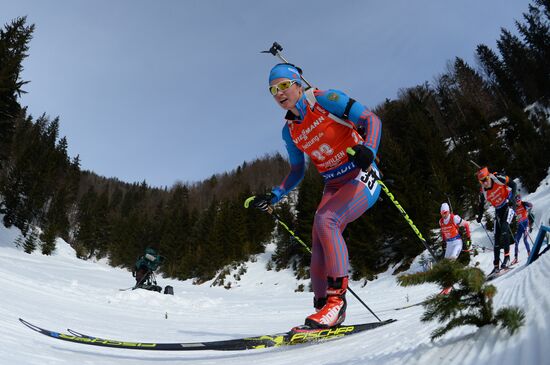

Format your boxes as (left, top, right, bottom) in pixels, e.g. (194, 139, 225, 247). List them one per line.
(486, 266, 514, 282)
(20, 318, 396, 351)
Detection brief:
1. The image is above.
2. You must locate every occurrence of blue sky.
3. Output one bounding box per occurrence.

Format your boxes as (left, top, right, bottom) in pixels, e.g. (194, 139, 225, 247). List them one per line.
(2, 0, 532, 187)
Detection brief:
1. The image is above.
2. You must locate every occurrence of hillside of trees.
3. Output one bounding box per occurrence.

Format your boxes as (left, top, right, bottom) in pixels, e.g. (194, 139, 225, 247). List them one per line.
(1, 1, 549, 284)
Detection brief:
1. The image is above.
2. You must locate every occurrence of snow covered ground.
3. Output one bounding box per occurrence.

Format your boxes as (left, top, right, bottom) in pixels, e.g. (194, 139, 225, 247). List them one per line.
(1, 173, 549, 365)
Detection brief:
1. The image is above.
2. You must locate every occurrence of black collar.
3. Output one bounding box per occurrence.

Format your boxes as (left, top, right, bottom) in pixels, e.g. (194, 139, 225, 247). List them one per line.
(285, 110, 300, 121)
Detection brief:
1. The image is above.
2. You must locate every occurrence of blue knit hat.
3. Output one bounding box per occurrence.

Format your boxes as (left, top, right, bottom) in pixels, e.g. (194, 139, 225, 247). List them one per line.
(269, 63, 302, 84)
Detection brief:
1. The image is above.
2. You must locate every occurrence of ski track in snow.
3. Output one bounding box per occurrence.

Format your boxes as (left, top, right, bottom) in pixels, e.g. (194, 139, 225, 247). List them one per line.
(1, 173, 550, 365)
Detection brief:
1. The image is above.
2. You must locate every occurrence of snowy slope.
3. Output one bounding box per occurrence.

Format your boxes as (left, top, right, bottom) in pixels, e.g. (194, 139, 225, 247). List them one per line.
(1, 174, 549, 365)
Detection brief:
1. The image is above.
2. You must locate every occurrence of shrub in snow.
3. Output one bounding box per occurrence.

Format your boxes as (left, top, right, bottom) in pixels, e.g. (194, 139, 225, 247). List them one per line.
(397, 259, 525, 340)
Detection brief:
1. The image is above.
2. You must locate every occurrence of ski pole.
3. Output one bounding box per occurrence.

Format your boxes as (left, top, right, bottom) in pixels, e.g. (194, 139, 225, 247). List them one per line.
(507, 223, 519, 246)
(526, 231, 535, 246)
(244, 197, 382, 322)
(469, 160, 482, 169)
(132, 270, 152, 290)
(472, 243, 493, 252)
(345, 148, 438, 261)
(445, 194, 453, 213)
(512, 216, 535, 246)
(376, 179, 438, 261)
(518, 227, 535, 255)
(506, 220, 533, 258)
(479, 221, 495, 247)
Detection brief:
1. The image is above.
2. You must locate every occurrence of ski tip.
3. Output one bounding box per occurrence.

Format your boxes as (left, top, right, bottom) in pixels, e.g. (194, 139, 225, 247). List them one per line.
(19, 318, 41, 333)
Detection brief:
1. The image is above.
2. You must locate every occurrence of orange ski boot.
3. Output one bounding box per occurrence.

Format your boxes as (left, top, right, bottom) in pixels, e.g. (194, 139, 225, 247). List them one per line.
(305, 277, 348, 329)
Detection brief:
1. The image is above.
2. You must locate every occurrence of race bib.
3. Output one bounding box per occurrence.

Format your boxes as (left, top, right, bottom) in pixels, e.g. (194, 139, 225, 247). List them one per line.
(506, 207, 515, 224)
(355, 166, 380, 195)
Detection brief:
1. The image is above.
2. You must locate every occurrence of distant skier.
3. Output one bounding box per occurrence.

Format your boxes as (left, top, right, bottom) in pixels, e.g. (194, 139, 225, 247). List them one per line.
(512, 194, 533, 264)
(439, 202, 471, 259)
(248, 63, 382, 328)
(475, 167, 517, 275)
(438, 202, 471, 294)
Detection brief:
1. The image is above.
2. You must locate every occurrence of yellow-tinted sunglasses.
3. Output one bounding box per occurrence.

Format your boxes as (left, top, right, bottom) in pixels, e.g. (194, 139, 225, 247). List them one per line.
(269, 80, 298, 96)
(479, 176, 490, 183)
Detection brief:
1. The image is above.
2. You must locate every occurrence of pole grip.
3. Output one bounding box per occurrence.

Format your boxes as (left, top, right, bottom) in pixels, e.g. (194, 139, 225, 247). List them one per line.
(243, 196, 255, 209)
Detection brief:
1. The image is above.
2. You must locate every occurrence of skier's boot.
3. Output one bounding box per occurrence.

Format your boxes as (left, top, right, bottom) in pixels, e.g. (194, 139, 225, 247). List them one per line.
(489, 265, 500, 276)
(501, 254, 510, 269)
(305, 276, 348, 329)
(511, 256, 519, 266)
